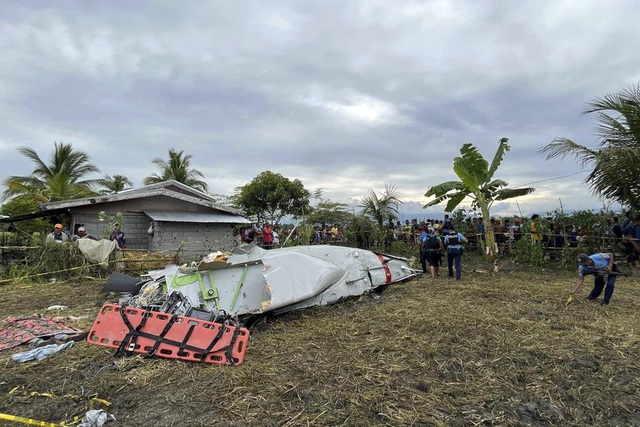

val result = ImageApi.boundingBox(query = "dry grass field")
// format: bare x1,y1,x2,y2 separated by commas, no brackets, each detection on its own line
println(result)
1,256,639,426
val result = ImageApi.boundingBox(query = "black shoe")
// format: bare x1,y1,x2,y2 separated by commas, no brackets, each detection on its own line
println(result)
601,301,609,306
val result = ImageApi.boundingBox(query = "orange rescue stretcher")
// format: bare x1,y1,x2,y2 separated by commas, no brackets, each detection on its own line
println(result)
87,304,249,365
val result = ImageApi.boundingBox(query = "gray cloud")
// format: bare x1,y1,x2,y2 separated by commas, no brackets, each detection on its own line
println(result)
1,0,638,220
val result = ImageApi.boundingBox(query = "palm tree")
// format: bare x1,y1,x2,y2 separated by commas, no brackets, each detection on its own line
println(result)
2,142,101,202
359,183,401,248
540,83,640,209
100,174,133,194
424,138,535,261
143,149,208,192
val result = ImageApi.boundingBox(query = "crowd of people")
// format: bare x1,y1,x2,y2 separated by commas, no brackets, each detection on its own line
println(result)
239,223,280,249
45,222,123,247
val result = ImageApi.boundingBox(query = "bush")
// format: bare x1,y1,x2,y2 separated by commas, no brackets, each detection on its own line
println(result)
512,236,546,268
387,240,417,258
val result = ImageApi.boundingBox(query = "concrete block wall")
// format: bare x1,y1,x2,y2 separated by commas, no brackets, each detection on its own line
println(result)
72,212,150,249
150,222,238,262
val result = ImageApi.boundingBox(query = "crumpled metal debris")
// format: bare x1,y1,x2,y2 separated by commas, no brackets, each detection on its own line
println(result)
11,340,75,362
76,409,116,427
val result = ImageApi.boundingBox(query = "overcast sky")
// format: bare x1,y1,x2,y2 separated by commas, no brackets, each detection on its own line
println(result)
1,1,638,220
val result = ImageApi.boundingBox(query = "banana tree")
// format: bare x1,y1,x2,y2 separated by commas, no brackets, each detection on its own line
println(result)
424,138,535,261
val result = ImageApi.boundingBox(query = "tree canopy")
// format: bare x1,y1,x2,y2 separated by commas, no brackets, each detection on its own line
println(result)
540,83,640,209
306,189,355,227
2,142,101,202
143,149,208,192
100,174,133,194
233,171,311,225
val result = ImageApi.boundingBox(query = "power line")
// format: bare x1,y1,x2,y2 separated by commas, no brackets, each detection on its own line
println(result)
519,170,589,187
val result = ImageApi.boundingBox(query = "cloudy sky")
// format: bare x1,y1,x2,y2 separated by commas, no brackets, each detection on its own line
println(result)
1,1,638,220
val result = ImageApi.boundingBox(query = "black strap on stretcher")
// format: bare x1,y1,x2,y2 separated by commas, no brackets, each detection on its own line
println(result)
116,307,152,356
115,308,241,364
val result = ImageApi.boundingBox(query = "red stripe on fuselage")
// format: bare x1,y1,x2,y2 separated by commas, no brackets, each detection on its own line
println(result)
376,254,392,284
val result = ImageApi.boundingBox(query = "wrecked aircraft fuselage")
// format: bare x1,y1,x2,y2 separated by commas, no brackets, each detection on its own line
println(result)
146,244,418,318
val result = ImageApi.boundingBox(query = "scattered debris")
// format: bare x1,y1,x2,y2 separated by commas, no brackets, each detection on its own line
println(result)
11,341,75,363
76,409,116,427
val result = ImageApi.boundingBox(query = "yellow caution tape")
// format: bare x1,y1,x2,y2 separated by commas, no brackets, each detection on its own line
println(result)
4,387,112,426
90,398,112,407
0,413,65,427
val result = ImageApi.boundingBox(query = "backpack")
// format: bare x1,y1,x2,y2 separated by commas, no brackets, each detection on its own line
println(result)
426,234,440,250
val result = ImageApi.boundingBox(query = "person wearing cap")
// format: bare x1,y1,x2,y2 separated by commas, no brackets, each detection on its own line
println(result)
73,226,98,241
46,223,69,243
568,252,617,305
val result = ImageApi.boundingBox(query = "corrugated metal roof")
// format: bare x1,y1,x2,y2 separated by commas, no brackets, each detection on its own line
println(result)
40,180,246,216
144,210,251,224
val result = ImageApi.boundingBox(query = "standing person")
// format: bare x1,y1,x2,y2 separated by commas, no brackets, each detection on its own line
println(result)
272,226,280,249
530,214,541,243
110,223,126,249
444,228,468,281
245,224,256,244
567,253,617,305
262,223,273,249
622,215,640,268
442,214,454,234
72,226,98,241
46,223,69,243
419,228,444,278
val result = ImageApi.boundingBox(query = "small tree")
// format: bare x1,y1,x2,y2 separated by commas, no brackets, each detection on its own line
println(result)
98,211,124,239
359,183,401,249
424,138,535,261
233,171,311,225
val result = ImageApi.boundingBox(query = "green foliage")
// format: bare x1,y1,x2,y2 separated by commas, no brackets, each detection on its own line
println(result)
1,240,96,283
307,191,355,227
143,149,208,192
0,196,49,235
344,216,376,249
98,211,124,239
540,84,640,210
425,138,535,260
2,142,102,202
450,208,471,232
359,183,401,249
232,171,311,225
387,240,417,258
512,236,546,268
559,242,580,271
99,174,133,194
540,83,640,210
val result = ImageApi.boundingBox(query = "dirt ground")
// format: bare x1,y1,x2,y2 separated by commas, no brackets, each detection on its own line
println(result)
1,256,639,426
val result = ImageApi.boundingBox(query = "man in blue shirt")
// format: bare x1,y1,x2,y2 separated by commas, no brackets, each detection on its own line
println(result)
622,215,640,268
568,252,616,305
444,228,468,280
